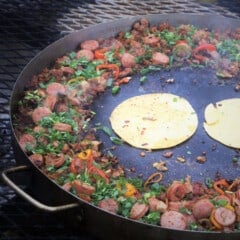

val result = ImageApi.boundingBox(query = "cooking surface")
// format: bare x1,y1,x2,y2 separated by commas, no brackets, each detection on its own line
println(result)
0,0,239,239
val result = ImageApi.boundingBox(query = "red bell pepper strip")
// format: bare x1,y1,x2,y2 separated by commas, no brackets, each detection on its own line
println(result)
96,64,120,79
85,150,109,183
213,179,229,195
88,165,109,183
193,43,216,62
94,48,108,60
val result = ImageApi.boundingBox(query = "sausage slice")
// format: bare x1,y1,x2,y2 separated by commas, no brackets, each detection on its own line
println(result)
121,53,136,68
160,210,187,230
192,198,214,220
213,207,236,227
152,52,169,65
19,134,36,152
98,198,119,213
32,106,52,123
129,202,149,220
81,40,99,51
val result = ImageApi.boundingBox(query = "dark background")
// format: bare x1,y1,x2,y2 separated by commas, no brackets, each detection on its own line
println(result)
0,1,239,239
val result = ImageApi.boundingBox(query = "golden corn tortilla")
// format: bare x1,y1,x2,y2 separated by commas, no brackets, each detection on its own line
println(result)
203,98,240,149
109,93,198,149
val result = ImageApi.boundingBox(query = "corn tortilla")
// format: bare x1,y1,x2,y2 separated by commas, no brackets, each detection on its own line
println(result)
109,93,198,149
203,98,240,149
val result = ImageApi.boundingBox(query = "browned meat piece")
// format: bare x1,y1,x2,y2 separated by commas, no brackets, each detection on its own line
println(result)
160,210,187,230
99,37,123,50
72,180,96,196
129,202,149,220
50,68,63,81
192,30,209,43
192,198,214,220
166,181,187,202
32,106,52,123
120,53,136,68
88,76,108,93
53,122,72,132
81,40,99,51
213,207,236,227
236,189,240,200
29,153,44,167
152,52,169,65
168,200,194,211
61,66,75,75
148,197,167,212
76,49,94,61
62,182,72,192
143,34,160,46
55,102,69,113
119,68,133,78
185,214,196,225
18,134,36,152
133,18,149,32
162,151,173,158
43,95,57,110
55,55,69,66
192,182,205,196
45,154,65,168
46,82,66,96
69,157,86,174
98,198,119,213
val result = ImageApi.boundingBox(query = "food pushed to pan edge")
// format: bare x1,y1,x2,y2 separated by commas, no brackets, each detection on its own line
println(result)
13,18,240,232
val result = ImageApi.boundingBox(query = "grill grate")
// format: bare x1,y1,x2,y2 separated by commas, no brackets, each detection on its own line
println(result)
0,0,239,239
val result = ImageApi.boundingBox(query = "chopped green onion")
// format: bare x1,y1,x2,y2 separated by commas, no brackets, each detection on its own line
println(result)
111,86,120,95
140,76,147,85
110,136,124,145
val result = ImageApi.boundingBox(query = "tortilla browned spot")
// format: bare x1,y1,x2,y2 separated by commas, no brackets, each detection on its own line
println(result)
109,93,198,150
203,98,240,149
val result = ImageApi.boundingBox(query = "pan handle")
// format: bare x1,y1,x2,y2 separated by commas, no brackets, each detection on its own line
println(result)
1,165,79,212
